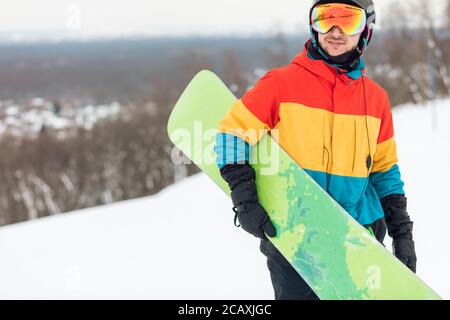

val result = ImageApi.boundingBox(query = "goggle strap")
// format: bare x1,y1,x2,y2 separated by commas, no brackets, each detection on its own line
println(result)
310,25,318,47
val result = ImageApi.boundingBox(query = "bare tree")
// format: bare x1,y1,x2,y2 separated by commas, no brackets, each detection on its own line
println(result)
222,50,250,97
413,0,450,97
0,104,183,226
264,33,290,69
175,48,213,91
447,0,450,28
373,0,450,105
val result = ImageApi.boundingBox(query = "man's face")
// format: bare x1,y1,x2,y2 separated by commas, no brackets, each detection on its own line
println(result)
318,26,361,57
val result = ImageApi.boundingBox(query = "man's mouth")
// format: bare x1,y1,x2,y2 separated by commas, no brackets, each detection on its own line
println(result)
327,39,345,48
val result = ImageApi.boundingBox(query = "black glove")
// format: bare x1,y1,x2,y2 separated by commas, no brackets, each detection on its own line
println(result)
393,236,417,273
220,164,276,239
381,194,417,273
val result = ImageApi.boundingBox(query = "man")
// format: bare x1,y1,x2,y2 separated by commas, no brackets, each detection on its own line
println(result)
214,0,417,300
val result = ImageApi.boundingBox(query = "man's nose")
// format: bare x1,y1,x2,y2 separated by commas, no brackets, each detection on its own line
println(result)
329,26,344,36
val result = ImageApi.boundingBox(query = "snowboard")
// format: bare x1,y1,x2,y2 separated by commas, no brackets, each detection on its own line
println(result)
167,70,441,300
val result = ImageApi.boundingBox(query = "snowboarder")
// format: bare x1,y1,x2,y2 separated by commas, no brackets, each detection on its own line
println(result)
214,0,417,300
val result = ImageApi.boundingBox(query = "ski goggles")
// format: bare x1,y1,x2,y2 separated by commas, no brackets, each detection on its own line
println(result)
311,3,367,36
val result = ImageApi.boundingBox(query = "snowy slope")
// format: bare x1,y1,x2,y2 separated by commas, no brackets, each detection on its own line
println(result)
392,99,450,299
0,175,272,300
0,99,449,299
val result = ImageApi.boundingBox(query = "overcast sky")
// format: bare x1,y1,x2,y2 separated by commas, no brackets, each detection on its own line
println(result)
0,0,444,38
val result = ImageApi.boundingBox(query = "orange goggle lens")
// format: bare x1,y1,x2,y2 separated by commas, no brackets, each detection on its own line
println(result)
311,3,366,36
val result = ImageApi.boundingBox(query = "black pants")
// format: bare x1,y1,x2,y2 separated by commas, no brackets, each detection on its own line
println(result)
259,217,387,300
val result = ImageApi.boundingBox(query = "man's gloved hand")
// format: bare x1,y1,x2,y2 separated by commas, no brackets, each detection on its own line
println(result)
220,164,276,239
381,194,417,273
393,235,417,273
232,181,277,239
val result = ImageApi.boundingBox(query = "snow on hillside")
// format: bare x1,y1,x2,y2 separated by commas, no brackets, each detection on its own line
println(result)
392,99,450,299
0,99,449,299
0,174,272,299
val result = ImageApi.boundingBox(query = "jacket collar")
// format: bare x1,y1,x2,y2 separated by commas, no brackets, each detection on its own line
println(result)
292,40,366,84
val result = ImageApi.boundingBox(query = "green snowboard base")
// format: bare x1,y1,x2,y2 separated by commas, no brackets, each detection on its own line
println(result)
167,70,441,300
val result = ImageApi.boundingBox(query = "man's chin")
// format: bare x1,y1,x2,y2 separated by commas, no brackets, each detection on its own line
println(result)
325,49,346,57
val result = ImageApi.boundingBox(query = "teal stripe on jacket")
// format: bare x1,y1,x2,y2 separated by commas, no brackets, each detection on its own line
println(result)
304,169,384,226
369,164,405,200
214,133,250,169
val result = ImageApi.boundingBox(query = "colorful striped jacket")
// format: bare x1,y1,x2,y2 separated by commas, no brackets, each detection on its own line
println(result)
214,42,405,226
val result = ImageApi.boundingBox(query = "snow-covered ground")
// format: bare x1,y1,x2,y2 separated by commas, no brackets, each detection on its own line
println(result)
0,99,449,299
0,174,272,300
392,99,450,299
